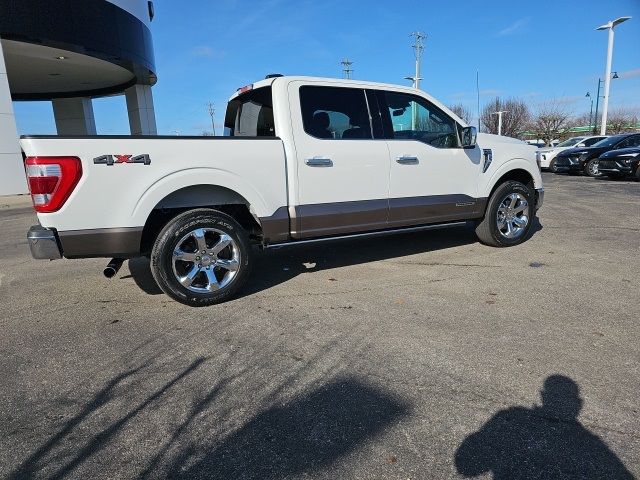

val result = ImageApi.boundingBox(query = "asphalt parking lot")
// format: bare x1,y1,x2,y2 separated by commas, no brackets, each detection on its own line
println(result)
1,172,638,479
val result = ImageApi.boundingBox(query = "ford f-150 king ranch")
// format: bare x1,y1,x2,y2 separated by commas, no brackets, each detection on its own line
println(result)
23,75,544,306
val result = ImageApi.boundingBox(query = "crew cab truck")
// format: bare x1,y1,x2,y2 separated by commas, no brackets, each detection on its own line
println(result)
23,76,543,306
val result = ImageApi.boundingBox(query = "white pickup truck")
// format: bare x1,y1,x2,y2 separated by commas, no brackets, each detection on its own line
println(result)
23,75,543,306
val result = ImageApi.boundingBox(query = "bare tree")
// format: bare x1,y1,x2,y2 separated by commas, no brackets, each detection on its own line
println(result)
607,108,636,134
529,102,572,146
480,98,530,138
449,104,473,124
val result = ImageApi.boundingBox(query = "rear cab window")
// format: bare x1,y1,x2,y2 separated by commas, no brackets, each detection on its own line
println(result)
224,86,275,137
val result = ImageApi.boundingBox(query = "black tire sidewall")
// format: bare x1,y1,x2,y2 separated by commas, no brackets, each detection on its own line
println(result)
485,181,535,247
151,209,251,306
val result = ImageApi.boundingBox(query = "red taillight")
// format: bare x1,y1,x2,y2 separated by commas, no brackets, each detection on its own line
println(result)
24,156,82,212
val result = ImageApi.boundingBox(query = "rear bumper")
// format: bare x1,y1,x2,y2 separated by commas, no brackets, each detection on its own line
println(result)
27,225,143,259
27,225,62,259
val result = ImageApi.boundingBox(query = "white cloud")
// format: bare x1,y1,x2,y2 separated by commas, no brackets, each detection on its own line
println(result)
496,18,530,37
618,68,640,79
191,46,226,59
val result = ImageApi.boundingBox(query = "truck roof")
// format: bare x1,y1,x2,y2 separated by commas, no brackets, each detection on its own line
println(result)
228,75,459,123
230,75,426,100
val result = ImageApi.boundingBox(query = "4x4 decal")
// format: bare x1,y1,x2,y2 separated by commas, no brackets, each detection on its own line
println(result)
94,154,151,166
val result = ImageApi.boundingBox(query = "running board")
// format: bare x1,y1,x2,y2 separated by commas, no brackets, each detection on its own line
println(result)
265,221,468,249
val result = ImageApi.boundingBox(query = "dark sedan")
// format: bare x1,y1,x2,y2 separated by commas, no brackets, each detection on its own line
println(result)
598,146,640,180
553,133,640,177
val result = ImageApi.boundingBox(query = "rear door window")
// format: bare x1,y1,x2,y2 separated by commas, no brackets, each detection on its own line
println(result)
299,86,372,139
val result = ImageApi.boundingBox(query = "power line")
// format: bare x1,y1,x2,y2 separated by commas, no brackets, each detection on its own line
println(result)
404,31,426,89
341,58,354,79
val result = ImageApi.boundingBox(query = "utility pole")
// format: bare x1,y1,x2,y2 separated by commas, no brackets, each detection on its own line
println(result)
207,101,216,136
404,31,426,89
341,58,354,79
492,110,508,136
596,16,631,135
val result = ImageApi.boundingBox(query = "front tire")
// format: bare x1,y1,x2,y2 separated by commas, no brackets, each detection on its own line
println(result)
549,158,558,173
475,181,535,247
584,158,601,177
151,209,252,306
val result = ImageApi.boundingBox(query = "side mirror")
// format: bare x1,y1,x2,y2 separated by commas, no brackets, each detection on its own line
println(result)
461,126,477,148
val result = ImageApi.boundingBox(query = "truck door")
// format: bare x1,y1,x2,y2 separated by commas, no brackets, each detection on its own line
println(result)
288,82,390,239
376,89,483,227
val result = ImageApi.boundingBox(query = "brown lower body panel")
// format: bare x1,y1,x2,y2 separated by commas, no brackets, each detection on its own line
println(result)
58,227,143,259
58,195,487,257
260,194,487,243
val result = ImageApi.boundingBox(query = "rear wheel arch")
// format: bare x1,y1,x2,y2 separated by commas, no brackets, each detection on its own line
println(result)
139,185,262,255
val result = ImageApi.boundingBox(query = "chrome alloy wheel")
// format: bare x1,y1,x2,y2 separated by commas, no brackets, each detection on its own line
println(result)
587,159,599,176
496,193,529,239
171,228,240,293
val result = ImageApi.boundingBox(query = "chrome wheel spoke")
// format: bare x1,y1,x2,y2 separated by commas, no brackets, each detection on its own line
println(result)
513,215,527,228
497,218,506,229
193,228,208,252
504,221,513,237
216,258,239,272
174,249,197,262
212,234,232,255
509,194,518,209
205,269,219,291
179,265,200,287
513,201,528,214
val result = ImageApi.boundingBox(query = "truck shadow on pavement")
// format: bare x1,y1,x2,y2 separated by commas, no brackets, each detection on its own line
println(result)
126,220,542,299
455,375,634,479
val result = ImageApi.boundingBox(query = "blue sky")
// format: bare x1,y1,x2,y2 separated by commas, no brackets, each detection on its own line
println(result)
13,0,640,135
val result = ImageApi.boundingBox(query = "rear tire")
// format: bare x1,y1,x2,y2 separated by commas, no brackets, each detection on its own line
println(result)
151,208,252,306
475,181,535,247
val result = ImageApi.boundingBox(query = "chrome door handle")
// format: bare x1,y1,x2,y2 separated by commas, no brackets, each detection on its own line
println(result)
396,155,419,165
306,157,333,167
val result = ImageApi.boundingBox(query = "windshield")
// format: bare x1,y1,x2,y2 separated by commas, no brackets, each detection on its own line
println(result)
591,135,626,148
557,137,584,147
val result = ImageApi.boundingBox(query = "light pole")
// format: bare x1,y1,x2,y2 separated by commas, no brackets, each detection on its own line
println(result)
596,16,631,135
492,110,508,136
585,92,593,130
592,72,618,134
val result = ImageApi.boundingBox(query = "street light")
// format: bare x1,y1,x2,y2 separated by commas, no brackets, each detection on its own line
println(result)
492,110,508,136
596,16,631,135
592,72,619,134
585,92,593,130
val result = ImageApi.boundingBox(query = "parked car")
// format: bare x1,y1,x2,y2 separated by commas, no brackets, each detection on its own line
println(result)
553,133,640,177
598,146,640,180
22,75,543,306
536,136,607,171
